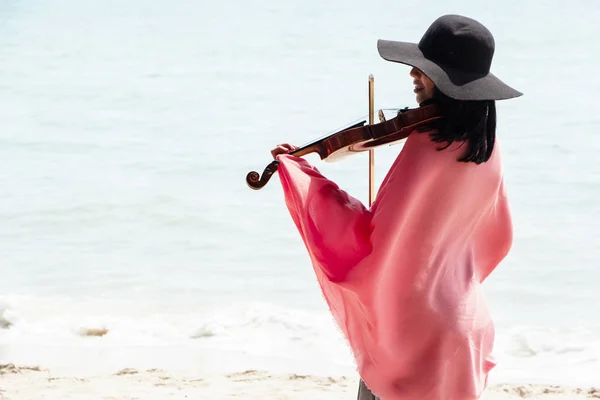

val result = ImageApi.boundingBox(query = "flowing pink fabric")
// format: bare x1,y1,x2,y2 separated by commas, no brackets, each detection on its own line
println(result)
276,129,512,400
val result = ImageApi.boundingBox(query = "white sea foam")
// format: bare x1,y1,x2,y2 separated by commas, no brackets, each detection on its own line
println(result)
1,294,599,385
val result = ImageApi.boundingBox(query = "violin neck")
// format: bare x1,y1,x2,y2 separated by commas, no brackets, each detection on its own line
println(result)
291,119,368,159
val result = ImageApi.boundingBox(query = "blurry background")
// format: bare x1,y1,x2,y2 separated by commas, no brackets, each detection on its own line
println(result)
0,0,598,387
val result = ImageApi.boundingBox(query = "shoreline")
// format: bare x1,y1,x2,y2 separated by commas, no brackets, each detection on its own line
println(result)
1,364,598,400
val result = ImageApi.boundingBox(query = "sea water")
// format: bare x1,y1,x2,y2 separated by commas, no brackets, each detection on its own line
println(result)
0,0,599,387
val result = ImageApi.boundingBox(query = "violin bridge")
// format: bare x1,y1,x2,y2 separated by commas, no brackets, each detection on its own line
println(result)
378,109,386,123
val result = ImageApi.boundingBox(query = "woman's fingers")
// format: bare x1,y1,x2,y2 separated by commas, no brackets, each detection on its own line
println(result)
271,143,298,159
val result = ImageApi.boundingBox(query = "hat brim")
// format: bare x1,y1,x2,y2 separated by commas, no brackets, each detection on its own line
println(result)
377,39,523,101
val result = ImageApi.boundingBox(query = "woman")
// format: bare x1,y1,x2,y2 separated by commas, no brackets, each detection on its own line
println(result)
271,15,522,400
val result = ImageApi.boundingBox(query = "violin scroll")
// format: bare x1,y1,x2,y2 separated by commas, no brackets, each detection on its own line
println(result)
246,161,280,190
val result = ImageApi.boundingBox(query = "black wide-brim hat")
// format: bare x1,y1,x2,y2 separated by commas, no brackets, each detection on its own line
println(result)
377,14,522,101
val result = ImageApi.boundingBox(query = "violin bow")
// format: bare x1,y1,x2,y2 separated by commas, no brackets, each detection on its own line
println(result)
368,75,375,207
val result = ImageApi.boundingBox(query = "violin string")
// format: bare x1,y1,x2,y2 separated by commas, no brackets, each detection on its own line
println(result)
297,108,403,147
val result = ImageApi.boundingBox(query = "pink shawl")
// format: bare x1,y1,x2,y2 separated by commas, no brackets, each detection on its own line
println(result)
276,129,512,400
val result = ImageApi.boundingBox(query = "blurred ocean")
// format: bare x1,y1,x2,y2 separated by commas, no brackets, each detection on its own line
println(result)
0,0,598,387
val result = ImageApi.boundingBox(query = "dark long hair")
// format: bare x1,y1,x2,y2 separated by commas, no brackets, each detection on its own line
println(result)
423,88,497,164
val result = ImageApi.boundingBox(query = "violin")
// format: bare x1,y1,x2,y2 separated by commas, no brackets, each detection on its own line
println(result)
245,103,442,190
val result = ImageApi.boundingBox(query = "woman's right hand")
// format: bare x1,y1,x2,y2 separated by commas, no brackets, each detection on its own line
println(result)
271,143,299,159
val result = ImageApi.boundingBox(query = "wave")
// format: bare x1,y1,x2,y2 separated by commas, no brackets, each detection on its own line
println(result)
0,294,598,385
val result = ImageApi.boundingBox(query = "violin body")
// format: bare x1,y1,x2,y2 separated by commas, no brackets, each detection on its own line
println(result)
246,103,441,190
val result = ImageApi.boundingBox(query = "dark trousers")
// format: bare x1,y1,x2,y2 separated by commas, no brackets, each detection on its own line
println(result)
357,379,380,400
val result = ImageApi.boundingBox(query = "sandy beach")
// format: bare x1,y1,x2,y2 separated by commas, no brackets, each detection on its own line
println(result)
1,364,598,400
